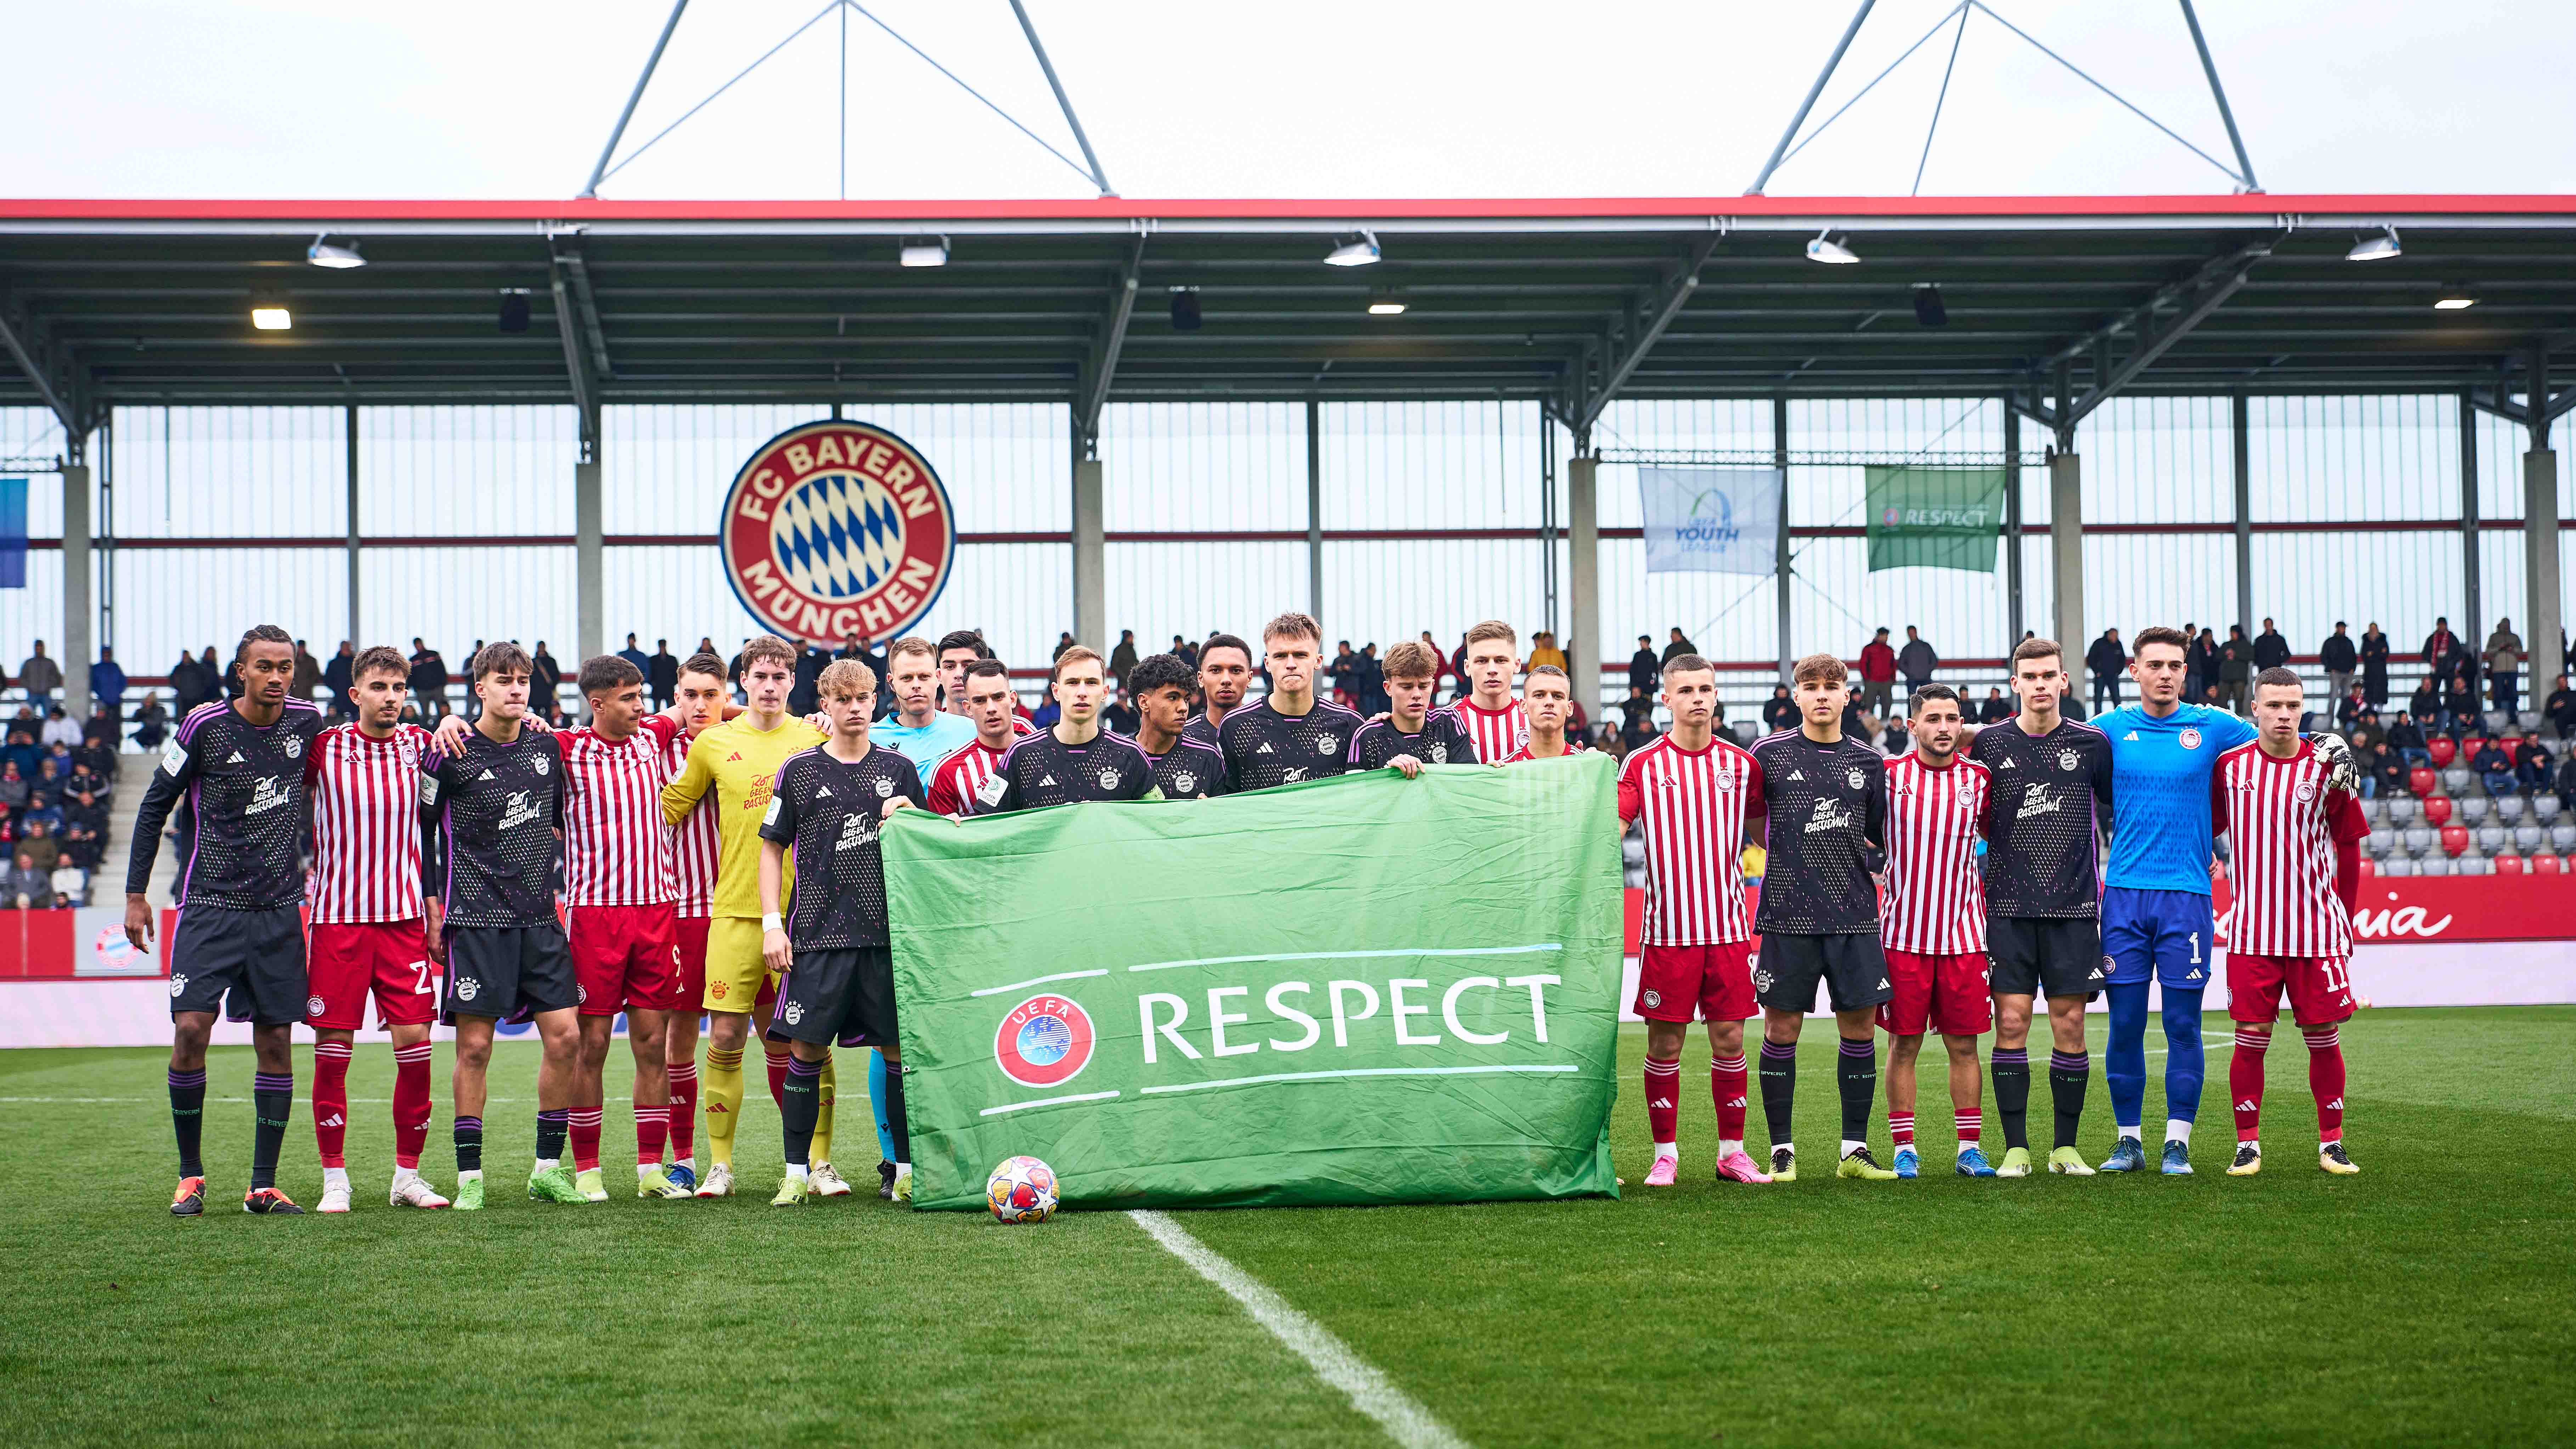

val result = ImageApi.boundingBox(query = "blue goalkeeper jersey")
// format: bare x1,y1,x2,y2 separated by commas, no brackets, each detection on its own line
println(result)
2096,702,2257,895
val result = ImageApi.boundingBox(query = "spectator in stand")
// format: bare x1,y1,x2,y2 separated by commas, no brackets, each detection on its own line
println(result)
2218,625,2255,714
17,812,59,871
16,641,60,710
2387,711,2431,768
1896,626,1938,691
2359,739,2399,799
2408,676,2440,731
649,639,678,709
2558,752,2576,815
1,724,35,782
407,639,448,719
790,640,830,717
2358,622,2391,706
48,862,81,909
4,850,47,909
2086,627,2126,712
61,787,104,869
617,632,650,676
322,640,356,720
2469,735,2514,797
1978,686,2013,724
168,647,211,719
1109,629,1141,684
1566,694,1594,748
0,759,26,815
2320,622,2357,706
1628,636,1660,696
2486,618,2525,717
1527,630,1567,676
530,641,562,720
2252,617,2291,674
2546,673,2575,741
1619,686,1658,748
1328,641,1360,706
88,646,127,726
1356,644,1388,717
2442,669,2481,737
1762,683,1798,732
2349,708,2385,756
1660,627,1697,667
40,706,78,748
2185,626,2218,703
1051,632,1076,661
290,639,322,706
2334,685,2367,735
1029,690,1061,729
2519,736,2555,794
2423,615,2465,677
1857,627,1897,719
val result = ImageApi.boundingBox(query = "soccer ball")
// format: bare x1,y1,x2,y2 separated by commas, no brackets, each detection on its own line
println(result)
986,1155,1060,1224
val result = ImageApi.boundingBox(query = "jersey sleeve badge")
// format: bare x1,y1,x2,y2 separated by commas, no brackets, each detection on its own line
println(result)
161,740,189,776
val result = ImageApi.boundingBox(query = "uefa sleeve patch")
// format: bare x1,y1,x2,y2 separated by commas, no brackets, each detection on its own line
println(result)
762,795,784,827
160,740,188,776
418,773,440,808
976,772,1009,808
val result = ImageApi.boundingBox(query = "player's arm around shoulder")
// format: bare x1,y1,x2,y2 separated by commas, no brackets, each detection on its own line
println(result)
662,724,719,823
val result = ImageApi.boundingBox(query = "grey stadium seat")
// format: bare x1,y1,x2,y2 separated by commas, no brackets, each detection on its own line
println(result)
2484,711,2509,733
2537,795,2564,822
2379,856,2415,877
2402,827,2436,857
2495,795,2527,823
2514,825,2546,853
2442,766,2474,796
2518,711,2544,733
1622,837,1646,868
2457,795,2491,824
2457,854,2492,876
2388,797,2419,826
2365,830,2394,857
2554,824,2576,852
2419,857,2454,876
2476,826,2510,854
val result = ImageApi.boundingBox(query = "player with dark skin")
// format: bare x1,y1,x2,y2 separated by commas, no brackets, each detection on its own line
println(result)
1882,689,1984,1153
1196,640,1254,736
129,637,298,1126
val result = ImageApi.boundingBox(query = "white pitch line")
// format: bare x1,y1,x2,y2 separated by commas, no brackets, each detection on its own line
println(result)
1129,1210,1470,1449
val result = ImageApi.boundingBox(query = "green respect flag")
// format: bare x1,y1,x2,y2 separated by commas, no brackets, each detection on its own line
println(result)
1864,465,2007,572
881,754,1626,1211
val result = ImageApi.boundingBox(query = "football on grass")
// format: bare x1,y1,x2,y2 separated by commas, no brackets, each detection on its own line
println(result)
986,1155,1060,1223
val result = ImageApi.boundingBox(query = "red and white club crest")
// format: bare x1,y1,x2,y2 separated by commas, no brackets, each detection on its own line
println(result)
2179,727,2203,750
720,420,957,646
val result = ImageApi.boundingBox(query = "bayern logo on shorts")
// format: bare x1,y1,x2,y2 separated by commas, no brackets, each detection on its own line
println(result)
720,419,958,646
994,993,1095,1089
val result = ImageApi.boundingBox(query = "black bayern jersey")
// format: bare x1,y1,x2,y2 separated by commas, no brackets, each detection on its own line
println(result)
1140,736,1232,799
128,699,328,909
1966,718,2114,918
419,728,565,929
1749,731,1887,935
1346,712,1477,770
758,745,926,949
1218,697,1363,791
972,729,1159,813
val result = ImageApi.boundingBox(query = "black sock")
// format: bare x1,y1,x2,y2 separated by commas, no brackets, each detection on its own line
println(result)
1992,1047,2031,1150
535,1108,567,1163
250,1071,293,1190
1757,1038,1797,1153
883,1059,912,1163
455,1115,483,1174
2049,1049,2091,1151
781,1056,822,1167
1836,1038,1876,1146
169,1068,207,1179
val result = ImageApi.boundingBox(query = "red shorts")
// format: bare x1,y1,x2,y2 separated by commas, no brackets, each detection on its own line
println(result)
1633,940,1756,1023
2227,953,2356,1027
305,920,438,1030
566,902,682,1015
674,915,710,1012
1877,949,1993,1037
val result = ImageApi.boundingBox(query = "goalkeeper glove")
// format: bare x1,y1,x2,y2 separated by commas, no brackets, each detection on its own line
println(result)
2306,730,2361,793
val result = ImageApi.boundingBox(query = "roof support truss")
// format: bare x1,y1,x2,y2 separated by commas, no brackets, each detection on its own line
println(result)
1572,232,1724,434
2012,236,2273,442
1074,235,1145,454
548,239,603,459
0,281,84,445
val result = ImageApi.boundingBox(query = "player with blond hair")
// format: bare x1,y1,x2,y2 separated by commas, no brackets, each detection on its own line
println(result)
1440,619,1528,762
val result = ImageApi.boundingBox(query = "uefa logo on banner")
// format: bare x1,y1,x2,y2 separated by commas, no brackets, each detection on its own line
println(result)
993,994,1095,1089
720,419,957,645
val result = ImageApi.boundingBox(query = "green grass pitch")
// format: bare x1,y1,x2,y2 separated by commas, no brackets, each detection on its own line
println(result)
3,1006,2567,1446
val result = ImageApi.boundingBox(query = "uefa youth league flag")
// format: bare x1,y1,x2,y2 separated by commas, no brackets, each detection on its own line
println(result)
881,756,1626,1211
1638,467,1780,574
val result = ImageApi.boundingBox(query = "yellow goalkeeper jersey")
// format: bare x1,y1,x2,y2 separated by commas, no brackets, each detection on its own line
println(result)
661,712,825,919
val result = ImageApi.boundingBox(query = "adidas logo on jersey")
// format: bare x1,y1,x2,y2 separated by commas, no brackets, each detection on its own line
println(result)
226,751,246,763
1039,774,1057,786
2124,731,2141,741
2186,968,2204,980
815,785,832,797
1998,756,2018,768
727,752,743,762
1256,742,1275,754
1876,977,1890,990
1787,770,1804,781
476,769,495,781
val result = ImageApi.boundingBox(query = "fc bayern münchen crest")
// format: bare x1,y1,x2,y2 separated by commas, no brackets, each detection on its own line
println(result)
720,419,957,646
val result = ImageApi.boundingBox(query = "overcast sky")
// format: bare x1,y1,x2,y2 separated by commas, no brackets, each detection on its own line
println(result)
7,0,2570,200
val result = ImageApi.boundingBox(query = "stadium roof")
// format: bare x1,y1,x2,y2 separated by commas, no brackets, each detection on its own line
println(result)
3,193,2572,441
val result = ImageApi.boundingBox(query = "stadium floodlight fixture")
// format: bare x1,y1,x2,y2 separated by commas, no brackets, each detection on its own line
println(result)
1912,283,1947,327
1366,290,1407,316
249,291,292,331
2433,294,2476,310
497,288,531,334
305,234,366,269
899,237,950,268
1805,231,1859,265
1323,231,1382,267
1169,287,1202,332
2346,227,2401,262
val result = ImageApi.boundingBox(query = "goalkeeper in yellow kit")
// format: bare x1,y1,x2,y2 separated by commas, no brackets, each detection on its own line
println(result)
660,634,835,1198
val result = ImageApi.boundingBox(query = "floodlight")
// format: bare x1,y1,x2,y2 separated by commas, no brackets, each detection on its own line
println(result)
2433,295,2476,310
899,237,949,268
306,234,366,269
2346,227,2401,262
1324,231,1381,267
250,305,292,331
1366,291,1406,316
1806,231,1859,265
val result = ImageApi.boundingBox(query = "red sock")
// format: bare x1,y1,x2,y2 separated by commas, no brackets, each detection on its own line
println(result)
570,1108,603,1173
312,1040,352,1169
1954,1106,1981,1146
1643,1057,1680,1147
764,1048,791,1111
2303,1025,2346,1144
1888,1112,1916,1150
391,1041,434,1170
666,1059,698,1160
2230,1029,2269,1142
635,1104,668,1165
1712,1053,1750,1142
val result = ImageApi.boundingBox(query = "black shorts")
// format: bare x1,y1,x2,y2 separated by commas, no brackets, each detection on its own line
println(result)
169,903,307,1025
441,923,577,1023
1754,932,1892,1014
771,946,898,1048
1986,916,2106,1001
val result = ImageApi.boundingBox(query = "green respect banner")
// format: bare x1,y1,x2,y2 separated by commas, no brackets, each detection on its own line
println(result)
881,753,1625,1211
1865,465,2006,572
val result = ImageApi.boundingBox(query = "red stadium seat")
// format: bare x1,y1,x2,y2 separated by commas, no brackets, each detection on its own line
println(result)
2496,854,2525,875
2357,857,2377,878
2428,737,2456,768
2500,738,2522,766
2537,854,2565,875
2422,795,2453,827
2439,825,2469,857
2408,766,2437,796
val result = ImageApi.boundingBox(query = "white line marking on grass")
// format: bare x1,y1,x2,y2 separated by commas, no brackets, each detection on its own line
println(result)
1139,1064,1578,1096
1129,1210,1470,1449
1128,943,1560,973
977,1089,1120,1116
968,968,1110,997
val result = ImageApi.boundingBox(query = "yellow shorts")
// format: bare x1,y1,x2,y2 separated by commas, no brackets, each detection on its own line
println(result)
702,917,775,1015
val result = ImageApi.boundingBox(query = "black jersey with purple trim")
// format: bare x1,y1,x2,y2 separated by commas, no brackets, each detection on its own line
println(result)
126,699,328,909
1346,712,1478,770
1749,730,1887,935
1218,697,1363,791
758,744,926,949
1181,714,1224,750
1140,736,1232,799
1965,717,2115,918
418,727,565,929
971,729,1160,814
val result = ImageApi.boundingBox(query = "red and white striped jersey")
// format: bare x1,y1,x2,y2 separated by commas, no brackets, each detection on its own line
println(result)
1441,697,1527,764
661,721,719,917
1616,732,1759,946
926,737,1006,816
1500,740,1587,763
1879,751,1991,955
2212,739,2369,957
304,721,433,924
557,714,681,907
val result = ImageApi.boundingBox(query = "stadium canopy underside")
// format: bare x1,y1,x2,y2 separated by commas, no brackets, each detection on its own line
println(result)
3,195,2574,446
